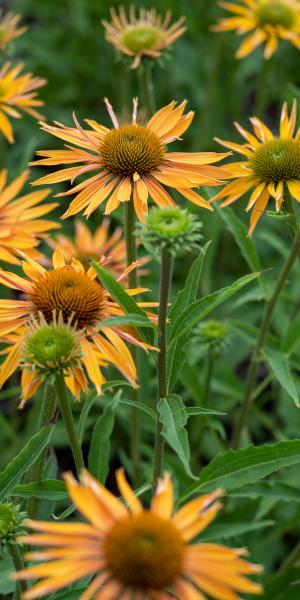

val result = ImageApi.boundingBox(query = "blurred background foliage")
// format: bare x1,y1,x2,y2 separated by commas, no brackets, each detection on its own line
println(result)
1,0,300,596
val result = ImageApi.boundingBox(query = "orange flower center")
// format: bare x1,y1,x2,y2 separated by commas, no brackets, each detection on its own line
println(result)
250,139,300,184
103,512,185,590
29,267,105,329
255,2,295,28
100,124,165,177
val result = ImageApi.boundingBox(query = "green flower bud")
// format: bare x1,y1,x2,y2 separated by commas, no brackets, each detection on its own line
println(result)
140,207,202,257
0,504,25,544
22,313,82,377
196,320,229,353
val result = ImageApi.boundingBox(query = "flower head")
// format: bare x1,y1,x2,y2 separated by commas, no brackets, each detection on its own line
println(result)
212,99,300,235
141,206,202,256
0,12,27,51
102,6,186,68
0,169,58,265
213,0,300,59
0,62,46,143
16,469,263,600
48,217,149,276
0,249,156,403
31,98,230,222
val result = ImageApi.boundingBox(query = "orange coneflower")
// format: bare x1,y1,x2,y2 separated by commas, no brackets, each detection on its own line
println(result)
212,0,300,59
0,61,46,143
0,11,27,51
102,6,186,69
0,248,156,402
0,169,58,265
16,469,263,600
31,98,230,222
212,99,300,236
48,217,149,276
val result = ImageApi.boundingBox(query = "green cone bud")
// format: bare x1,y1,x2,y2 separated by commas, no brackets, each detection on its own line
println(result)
0,504,25,544
140,207,202,257
22,314,82,376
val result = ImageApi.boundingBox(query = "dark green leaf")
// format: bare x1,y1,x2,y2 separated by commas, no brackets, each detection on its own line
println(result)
158,394,194,478
11,480,67,500
0,426,54,502
92,261,154,345
263,347,299,407
88,392,120,483
200,520,274,542
179,440,300,502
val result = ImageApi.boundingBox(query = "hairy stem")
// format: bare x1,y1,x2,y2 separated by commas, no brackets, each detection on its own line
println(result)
55,374,84,474
26,382,56,519
138,60,155,116
153,249,173,490
8,542,28,599
233,230,300,449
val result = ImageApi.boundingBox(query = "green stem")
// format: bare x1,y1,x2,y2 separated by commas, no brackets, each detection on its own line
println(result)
26,382,56,519
138,60,155,116
8,542,28,599
124,200,141,485
55,374,84,474
202,347,214,405
232,230,300,449
153,249,173,490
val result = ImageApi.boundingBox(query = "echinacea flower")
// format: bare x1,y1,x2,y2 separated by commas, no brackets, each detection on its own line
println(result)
0,249,156,402
48,217,149,276
0,61,46,143
0,12,27,51
211,99,300,236
16,469,263,600
31,98,230,222
102,6,186,69
212,0,300,59
0,169,58,265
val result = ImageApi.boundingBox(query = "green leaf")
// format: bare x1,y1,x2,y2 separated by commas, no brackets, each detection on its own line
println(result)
263,347,299,407
169,272,260,346
0,558,15,595
11,480,67,500
185,407,226,416
158,394,194,478
169,242,211,323
217,206,268,299
281,313,300,354
78,381,131,443
0,426,54,502
92,261,154,345
118,398,156,420
96,314,157,330
231,481,300,503
168,272,261,391
179,440,300,502
200,520,274,542
88,392,120,483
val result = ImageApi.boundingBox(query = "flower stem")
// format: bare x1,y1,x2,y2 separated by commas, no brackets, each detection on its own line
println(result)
26,382,56,519
124,200,141,485
153,249,173,491
8,542,28,599
55,373,84,474
202,346,214,405
138,60,155,116
232,229,300,449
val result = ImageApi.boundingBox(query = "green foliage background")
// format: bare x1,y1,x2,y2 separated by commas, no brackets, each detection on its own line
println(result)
1,0,300,598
